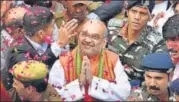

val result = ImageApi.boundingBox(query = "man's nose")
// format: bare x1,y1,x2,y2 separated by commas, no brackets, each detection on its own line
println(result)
84,36,91,43
134,13,141,20
76,7,82,13
150,78,157,86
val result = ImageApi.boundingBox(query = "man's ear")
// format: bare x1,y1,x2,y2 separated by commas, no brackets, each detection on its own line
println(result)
37,30,45,39
126,10,129,17
148,14,154,22
102,39,107,48
169,72,174,82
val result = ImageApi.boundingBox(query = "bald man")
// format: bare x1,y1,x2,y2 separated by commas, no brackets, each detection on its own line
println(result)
49,20,131,101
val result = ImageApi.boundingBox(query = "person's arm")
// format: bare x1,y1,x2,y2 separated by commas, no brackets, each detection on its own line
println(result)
88,1,124,22
88,58,131,101
48,60,85,101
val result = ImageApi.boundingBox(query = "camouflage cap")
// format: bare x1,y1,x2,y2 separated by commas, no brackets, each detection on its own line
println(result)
163,14,179,39
127,0,155,13
11,60,48,82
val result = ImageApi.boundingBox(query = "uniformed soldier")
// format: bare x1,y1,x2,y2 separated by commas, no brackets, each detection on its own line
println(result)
170,78,179,101
8,60,61,101
127,52,175,101
107,0,167,82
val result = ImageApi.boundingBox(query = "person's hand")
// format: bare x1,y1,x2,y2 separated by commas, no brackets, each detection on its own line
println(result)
57,19,78,47
79,56,87,88
153,12,165,28
84,56,93,85
120,23,128,40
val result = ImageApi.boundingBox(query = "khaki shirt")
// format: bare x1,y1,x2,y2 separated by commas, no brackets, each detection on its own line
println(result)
8,84,61,101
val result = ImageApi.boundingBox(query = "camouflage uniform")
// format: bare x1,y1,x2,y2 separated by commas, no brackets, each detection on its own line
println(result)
107,24,167,80
127,85,176,101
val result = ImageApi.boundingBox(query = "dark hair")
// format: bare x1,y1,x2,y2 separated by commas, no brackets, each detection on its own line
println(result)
163,14,179,39
24,0,52,8
21,75,49,93
23,6,54,37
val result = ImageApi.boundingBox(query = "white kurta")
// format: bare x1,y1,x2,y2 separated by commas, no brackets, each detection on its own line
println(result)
48,58,131,101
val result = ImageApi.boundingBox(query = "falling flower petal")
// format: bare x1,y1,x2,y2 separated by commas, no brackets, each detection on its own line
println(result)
71,95,76,100
1,47,5,51
6,27,12,34
44,35,53,44
9,68,14,74
33,54,39,60
105,0,111,4
17,74,22,79
42,55,48,61
23,66,29,70
44,77,48,83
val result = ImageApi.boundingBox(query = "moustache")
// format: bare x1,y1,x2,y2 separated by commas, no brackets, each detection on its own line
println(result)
82,41,94,47
72,12,86,18
149,86,160,91
168,49,178,53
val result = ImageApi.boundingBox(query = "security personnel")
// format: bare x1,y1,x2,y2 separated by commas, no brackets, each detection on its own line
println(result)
107,0,167,82
127,52,175,101
170,78,179,101
8,60,61,101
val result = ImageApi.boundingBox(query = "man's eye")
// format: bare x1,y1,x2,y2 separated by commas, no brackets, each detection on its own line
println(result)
81,33,88,37
131,10,137,13
92,36,99,40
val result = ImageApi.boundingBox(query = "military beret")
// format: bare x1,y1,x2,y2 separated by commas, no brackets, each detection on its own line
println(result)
163,14,179,39
170,78,179,95
127,0,155,13
142,52,174,73
11,60,48,82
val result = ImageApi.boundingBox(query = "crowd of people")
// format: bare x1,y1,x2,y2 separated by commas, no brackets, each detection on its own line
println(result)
0,0,179,101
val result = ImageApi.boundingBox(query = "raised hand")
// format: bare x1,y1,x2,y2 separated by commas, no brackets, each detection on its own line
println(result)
57,19,78,47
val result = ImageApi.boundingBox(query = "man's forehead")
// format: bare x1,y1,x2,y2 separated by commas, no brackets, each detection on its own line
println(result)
82,20,106,34
145,71,167,77
131,6,149,13
67,1,89,6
